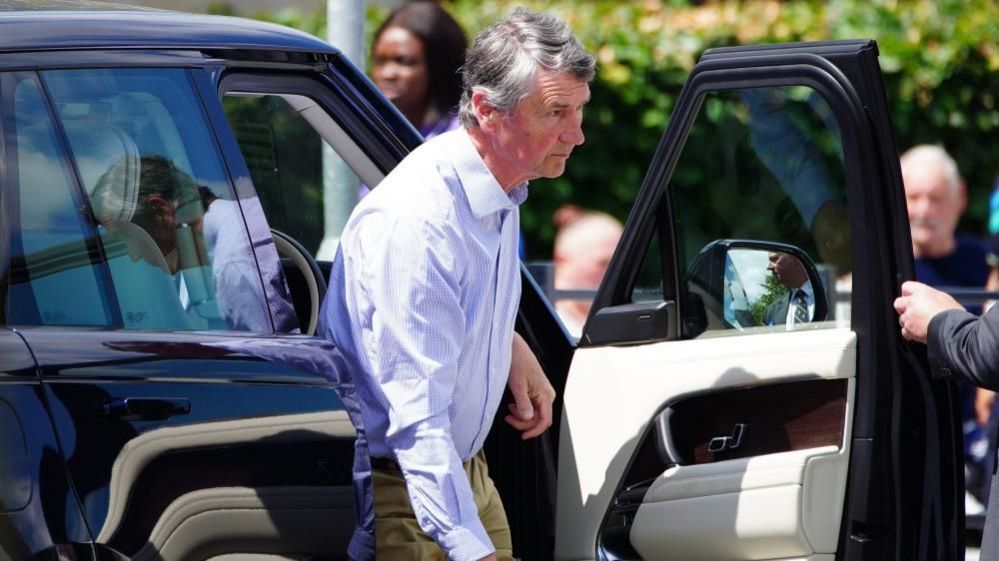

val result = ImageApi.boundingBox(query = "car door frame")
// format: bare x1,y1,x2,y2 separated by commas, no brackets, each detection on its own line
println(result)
576,39,961,561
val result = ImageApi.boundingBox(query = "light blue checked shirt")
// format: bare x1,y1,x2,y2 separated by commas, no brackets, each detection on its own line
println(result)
319,128,527,561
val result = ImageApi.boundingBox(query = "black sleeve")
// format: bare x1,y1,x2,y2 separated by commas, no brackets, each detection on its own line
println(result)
927,306,999,390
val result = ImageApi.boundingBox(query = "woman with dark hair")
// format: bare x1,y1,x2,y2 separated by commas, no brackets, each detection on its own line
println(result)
371,1,466,138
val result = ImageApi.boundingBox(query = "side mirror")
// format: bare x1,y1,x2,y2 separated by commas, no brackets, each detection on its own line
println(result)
682,239,828,337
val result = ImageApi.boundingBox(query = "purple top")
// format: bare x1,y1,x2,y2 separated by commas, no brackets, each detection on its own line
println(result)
419,112,460,138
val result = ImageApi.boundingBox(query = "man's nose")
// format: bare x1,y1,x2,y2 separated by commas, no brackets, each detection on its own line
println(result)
561,118,585,146
908,196,932,218
562,125,586,146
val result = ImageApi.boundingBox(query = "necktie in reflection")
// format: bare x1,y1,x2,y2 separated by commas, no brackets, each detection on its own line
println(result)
793,289,809,324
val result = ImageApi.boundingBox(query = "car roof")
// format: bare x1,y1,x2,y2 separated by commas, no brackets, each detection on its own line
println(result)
0,1,339,56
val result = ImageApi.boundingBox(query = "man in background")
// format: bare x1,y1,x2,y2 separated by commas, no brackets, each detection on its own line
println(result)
902,144,988,289
552,208,622,339
763,251,813,328
901,143,992,509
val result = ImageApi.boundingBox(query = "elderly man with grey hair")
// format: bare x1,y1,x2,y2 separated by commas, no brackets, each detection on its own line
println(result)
901,144,986,277
319,7,594,561
896,143,992,514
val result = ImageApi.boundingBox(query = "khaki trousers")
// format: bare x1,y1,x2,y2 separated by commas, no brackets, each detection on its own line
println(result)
372,451,514,561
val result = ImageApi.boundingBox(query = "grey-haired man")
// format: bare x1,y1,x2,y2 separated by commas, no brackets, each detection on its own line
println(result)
319,8,595,561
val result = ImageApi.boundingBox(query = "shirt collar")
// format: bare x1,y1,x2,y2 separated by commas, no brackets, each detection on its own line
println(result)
447,128,529,218
795,283,814,302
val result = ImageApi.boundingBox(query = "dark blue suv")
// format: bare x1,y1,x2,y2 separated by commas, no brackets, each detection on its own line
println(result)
0,3,966,561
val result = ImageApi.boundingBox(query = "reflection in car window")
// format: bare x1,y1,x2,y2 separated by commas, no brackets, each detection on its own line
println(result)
5,74,111,326
6,68,296,332
634,86,852,337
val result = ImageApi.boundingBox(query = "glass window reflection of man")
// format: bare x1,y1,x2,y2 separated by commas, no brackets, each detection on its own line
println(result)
764,251,814,328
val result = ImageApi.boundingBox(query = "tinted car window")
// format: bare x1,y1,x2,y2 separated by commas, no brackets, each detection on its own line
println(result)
5,72,111,326
6,68,286,331
632,86,852,336
223,93,355,257
220,75,384,261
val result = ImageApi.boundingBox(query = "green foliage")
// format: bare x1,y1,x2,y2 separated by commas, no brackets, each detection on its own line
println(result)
220,0,999,259
207,2,326,37
751,272,789,325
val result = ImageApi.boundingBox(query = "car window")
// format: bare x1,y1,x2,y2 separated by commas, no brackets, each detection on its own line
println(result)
5,68,288,332
223,93,333,258
222,83,382,259
632,86,852,337
4,73,111,326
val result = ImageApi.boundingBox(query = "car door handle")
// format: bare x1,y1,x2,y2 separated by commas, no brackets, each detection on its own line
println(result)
708,423,747,453
101,397,191,420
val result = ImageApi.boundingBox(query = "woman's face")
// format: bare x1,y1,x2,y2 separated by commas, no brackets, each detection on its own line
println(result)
372,26,429,124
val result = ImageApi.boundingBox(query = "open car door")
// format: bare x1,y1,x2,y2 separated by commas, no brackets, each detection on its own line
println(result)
555,40,961,561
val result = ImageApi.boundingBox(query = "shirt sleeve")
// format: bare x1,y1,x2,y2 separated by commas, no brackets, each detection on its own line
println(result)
927,306,999,389
344,212,494,561
212,258,272,331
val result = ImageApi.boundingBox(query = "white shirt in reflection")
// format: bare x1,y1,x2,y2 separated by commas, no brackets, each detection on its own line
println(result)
784,281,815,328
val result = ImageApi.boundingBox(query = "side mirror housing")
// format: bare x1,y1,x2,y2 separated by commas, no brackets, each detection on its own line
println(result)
682,239,829,337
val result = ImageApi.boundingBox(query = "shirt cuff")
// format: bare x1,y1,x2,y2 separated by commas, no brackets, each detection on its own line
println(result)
438,525,494,561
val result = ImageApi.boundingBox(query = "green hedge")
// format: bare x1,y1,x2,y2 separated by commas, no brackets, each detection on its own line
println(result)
217,0,999,259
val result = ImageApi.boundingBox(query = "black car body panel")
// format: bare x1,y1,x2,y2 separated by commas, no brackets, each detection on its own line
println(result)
0,7,412,561
0,328,93,561
0,11,338,55
19,330,358,561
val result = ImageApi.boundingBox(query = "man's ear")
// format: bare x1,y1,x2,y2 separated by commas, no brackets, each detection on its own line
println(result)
471,89,498,130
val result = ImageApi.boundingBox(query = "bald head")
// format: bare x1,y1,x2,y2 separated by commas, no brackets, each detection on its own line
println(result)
900,144,966,258
554,212,623,290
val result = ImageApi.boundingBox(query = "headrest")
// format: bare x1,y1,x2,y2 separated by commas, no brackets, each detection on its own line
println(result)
62,120,141,223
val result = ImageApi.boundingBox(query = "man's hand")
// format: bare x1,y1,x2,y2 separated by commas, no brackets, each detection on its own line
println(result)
893,281,963,343
505,332,556,439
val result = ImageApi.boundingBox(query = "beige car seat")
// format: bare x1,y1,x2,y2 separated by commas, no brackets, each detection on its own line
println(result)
63,119,193,328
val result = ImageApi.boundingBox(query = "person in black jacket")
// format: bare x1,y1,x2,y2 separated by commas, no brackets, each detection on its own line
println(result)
895,279,999,555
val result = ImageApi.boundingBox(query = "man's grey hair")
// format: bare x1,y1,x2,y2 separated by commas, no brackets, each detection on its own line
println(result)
900,144,962,193
459,7,595,128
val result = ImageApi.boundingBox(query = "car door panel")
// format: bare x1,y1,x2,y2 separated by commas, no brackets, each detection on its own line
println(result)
21,329,357,561
94,409,354,547
558,39,959,561
557,329,855,560
108,411,355,561
663,378,847,465
630,444,847,561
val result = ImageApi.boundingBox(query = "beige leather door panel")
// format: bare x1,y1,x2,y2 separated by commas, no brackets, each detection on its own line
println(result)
555,328,855,561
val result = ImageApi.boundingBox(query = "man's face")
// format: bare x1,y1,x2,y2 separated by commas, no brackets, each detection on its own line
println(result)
768,251,807,289
487,70,589,184
556,221,621,290
903,160,965,255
